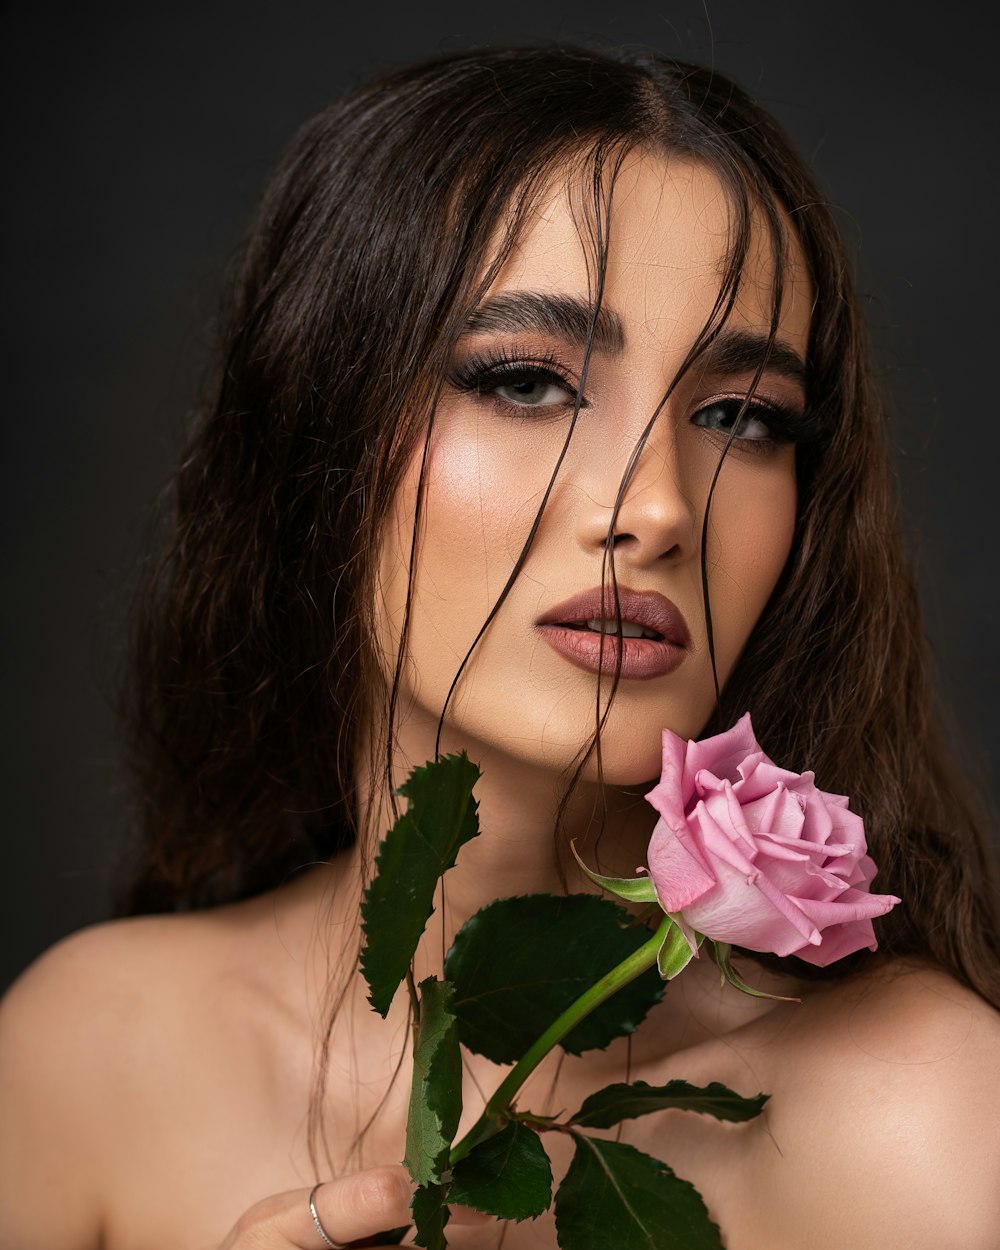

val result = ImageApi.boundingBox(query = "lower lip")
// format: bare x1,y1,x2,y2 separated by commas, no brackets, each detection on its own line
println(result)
537,625,687,680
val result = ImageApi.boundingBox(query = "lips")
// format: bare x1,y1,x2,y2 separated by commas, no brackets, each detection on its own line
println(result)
536,586,690,680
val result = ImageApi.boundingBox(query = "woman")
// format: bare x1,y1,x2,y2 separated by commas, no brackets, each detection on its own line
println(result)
1,43,998,1250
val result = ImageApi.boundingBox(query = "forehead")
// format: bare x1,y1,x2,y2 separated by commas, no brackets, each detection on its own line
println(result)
483,150,812,358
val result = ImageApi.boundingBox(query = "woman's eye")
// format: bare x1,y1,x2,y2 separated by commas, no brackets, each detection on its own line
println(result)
692,398,778,442
448,350,586,414
492,371,576,408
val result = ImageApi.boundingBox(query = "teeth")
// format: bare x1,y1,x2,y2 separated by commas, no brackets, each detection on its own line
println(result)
585,617,648,639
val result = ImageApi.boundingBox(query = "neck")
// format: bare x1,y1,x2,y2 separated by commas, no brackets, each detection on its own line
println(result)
358,706,660,940
328,706,803,1067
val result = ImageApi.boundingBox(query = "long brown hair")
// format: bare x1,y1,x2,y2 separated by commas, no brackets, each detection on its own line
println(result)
119,44,1000,1027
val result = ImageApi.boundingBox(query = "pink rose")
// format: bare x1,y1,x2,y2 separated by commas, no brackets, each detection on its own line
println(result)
644,714,899,966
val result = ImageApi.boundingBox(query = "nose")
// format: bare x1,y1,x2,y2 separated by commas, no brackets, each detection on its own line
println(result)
575,413,698,567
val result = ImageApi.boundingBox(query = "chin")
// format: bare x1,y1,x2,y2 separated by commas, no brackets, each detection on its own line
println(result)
570,747,663,790
406,667,719,788
523,719,668,790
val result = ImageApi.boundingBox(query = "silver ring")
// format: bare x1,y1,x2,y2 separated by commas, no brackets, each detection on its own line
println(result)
308,1183,347,1249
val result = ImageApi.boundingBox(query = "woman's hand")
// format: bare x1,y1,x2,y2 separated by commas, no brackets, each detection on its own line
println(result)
217,1166,490,1249
217,1167,412,1249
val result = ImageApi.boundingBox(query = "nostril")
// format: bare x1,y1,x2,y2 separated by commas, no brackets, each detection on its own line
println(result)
606,529,637,549
607,529,683,562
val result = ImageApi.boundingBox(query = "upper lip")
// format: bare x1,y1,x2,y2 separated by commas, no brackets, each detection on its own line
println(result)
537,586,691,647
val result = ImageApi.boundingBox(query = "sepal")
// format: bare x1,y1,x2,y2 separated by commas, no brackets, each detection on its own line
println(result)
709,941,801,1002
570,840,659,904
657,920,701,979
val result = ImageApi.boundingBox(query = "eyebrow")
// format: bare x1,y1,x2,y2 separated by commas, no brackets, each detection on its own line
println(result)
463,292,625,353
696,329,807,390
462,291,806,388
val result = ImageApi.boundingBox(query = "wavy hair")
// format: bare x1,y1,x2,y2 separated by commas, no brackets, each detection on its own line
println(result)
119,44,999,1033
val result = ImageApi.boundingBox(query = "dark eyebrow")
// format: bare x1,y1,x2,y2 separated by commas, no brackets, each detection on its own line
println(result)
696,329,807,390
463,294,806,389
463,291,625,354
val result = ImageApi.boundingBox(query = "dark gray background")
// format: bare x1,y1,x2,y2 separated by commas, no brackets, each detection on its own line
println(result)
2,2,997,993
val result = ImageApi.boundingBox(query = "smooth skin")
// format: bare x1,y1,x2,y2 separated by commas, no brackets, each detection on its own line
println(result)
2,154,999,1250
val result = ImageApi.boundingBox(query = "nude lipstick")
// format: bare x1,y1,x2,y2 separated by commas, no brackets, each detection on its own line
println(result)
536,587,690,680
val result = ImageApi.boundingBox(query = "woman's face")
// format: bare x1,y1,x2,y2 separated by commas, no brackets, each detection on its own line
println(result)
378,151,811,784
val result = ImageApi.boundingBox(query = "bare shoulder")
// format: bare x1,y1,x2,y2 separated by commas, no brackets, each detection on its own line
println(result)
745,961,1000,1250
0,908,246,1070
0,917,197,1247
0,902,301,1250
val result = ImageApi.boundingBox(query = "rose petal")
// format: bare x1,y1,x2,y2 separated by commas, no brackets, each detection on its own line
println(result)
685,713,759,789
739,785,806,841
731,757,808,803
682,802,824,950
791,889,900,931
646,816,717,912
645,730,692,828
792,922,877,966
757,855,847,900
692,782,759,860
681,857,821,955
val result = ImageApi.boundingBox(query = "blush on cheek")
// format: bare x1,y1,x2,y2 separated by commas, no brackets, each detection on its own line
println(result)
387,427,523,683
424,421,550,568
376,420,513,667
422,435,495,561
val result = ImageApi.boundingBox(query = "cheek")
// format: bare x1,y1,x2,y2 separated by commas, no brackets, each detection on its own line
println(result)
419,419,556,584
426,429,511,566
376,420,549,682
709,460,796,670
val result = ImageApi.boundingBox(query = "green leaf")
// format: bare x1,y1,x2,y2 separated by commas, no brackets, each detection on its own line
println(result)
361,753,480,1016
405,978,463,1186
569,1079,768,1129
444,894,663,1063
449,1121,553,1221
554,1136,723,1250
411,1182,450,1250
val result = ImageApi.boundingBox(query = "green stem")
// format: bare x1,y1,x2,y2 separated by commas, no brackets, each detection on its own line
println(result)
449,914,671,1166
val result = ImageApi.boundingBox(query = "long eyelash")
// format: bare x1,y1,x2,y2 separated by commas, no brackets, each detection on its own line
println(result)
448,344,579,398
749,400,811,444
716,398,820,451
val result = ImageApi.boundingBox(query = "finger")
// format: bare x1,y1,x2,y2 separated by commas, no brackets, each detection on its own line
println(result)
220,1166,414,1249
303,1168,414,1248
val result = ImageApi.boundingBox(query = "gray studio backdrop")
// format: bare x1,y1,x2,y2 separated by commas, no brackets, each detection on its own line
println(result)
2,1,997,992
